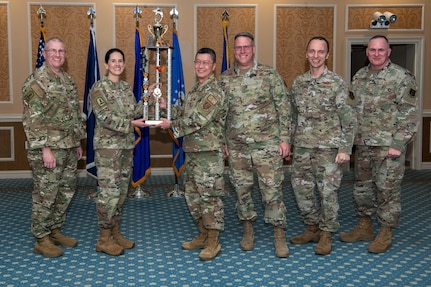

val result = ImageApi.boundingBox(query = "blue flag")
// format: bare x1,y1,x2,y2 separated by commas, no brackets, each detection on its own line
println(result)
35,26,46,69
170,30,186,177
83,26,100,178
221,19,230,72
131,26,151,187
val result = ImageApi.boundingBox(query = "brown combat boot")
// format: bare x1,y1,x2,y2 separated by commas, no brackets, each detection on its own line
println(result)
339,217,374,242
50,228,78,248
95,228,124,256
367,226,392,253
240,220,254,251
112,222,135,249
34,235,63,258
315,231,332,255
290,224,321,244
199,229,221,261
182,219,208,250
274,226,289,258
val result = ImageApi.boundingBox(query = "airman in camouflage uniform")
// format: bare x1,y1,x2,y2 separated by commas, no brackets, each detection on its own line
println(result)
90,48,147,256
219,32,291,258
289,37,357,255
339,35,419,254
22,37,85,258
158,48,227,261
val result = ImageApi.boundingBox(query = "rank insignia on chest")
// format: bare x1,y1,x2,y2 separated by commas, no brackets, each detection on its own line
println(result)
349,91,355,100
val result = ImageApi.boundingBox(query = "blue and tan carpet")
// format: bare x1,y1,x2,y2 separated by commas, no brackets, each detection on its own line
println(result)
0,169,430,287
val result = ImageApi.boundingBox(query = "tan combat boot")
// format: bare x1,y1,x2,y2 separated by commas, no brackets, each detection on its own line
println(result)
290,224,321,244
199,229,221,261
315,231,332,255
240,220,254,251
95,228,124,256
182,219,208,250
339,217,374,242
50,228,78,248
274,226,289,258
112,222,135,249
34,235,63,258
367,226,392,253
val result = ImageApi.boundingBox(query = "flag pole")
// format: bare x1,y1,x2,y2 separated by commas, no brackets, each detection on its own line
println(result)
83,6,101,199
131,5,150,199
166,7,184,198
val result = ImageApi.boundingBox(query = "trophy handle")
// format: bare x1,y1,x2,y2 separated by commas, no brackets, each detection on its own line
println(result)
161,25,169,39
148,24,155,37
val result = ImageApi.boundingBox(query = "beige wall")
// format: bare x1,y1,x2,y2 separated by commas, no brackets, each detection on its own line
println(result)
1,0,430,172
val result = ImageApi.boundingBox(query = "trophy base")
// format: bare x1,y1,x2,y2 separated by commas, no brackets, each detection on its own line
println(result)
145,120,162,125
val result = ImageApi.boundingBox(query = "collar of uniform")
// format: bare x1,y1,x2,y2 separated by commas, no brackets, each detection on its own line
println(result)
40,62,65,78
233,59,258,77
305,66,329,82
191,73,216,92
103,76,124,90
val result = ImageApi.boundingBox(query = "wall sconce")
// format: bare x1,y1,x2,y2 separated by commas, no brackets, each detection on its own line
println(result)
370,11,397,29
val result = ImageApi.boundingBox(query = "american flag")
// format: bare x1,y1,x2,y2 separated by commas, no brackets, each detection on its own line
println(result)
35,26,46,69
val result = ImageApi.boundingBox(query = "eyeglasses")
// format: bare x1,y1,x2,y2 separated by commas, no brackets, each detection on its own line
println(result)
194,60,213,66
367,48,388,55
234,45,253,52
45,49,66,55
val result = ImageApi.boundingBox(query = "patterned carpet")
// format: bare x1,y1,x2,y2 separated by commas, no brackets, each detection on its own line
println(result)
0,169,430,287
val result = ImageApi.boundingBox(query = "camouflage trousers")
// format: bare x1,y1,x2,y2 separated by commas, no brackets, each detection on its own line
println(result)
291,147,342,232
353,145,405,227
27,147,79,238
184,151,225,231
227,144,287,228
95,149,133,229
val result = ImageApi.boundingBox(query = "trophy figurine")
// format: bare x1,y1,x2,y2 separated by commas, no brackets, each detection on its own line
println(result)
148,8,168,46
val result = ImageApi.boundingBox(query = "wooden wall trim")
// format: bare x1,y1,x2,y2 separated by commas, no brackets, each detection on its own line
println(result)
346,4,424,31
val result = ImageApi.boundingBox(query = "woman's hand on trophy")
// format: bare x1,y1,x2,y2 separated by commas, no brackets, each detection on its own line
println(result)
158,118,172,130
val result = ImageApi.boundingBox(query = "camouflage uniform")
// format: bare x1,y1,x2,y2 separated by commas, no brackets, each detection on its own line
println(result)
170,74,227,231
220,61,291,228
22,62,85,238
290,67,356,232
351,60,418,227
90,76,142,229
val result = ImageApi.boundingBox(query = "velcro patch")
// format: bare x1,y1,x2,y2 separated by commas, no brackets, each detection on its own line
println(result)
203,101,212,110
207,95,218,105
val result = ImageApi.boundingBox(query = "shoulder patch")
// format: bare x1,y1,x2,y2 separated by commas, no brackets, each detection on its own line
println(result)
409,88,416,98
96,96,107,108
23,90,35,102
31,82,45,97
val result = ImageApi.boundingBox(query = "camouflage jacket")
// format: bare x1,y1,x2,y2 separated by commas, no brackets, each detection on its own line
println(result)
90,76,142,150
220,61,291,146
290,67,357,154
171,74,227,153
22,63,85,150
351,60,418,152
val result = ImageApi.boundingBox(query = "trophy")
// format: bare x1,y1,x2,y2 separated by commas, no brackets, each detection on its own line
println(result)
148,8,168,47
142,7,172,125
